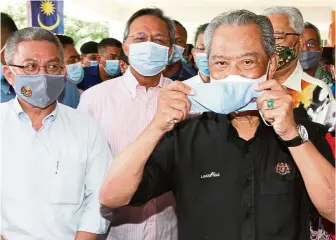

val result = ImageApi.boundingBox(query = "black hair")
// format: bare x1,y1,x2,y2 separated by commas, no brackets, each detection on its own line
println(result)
194,23,208,45
173,20,187,39
119,49,129,64
123,8,175,45
98,38,122,54
1,12,18,33
55,35,74,46
304,22,321,45
80,41,98,54
184,44,193,55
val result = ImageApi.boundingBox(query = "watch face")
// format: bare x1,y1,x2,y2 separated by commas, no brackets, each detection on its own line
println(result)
298,125,309,142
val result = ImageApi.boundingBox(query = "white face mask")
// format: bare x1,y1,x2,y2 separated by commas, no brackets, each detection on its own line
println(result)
185,62,270,114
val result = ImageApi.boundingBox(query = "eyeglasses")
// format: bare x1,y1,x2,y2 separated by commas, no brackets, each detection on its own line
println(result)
303,39,319,49
274,32,301,44
9,62,64,75
127,32,169,46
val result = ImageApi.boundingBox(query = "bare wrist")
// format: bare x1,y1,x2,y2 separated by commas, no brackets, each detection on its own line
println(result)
147,122,167,138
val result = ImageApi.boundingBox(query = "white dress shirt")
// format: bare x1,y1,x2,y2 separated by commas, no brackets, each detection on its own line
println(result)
78,69,177,240
0,98,112,240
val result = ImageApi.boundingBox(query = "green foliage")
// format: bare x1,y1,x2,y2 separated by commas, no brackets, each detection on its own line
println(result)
2,2,108,45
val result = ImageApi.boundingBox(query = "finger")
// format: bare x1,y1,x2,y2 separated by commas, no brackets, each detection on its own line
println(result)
260,100,292,120
254,79,286,92
163,107,185,122
166,81,195,95
257,98,282,111
161,89,190,101
257,90,291,104
168,99,189,119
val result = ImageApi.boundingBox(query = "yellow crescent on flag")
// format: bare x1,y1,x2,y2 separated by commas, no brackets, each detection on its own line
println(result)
37,12,60,31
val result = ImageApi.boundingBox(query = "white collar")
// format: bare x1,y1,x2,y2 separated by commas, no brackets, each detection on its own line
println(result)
123,68,165,98
282,62,304,93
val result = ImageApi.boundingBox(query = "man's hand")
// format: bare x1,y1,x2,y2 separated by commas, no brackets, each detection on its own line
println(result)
255,79,298,141
74,231,97,240
150,81,194,133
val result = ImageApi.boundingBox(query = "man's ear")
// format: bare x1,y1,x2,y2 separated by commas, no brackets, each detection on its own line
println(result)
3,65,15,86
168,45,174,59
97,55,104,65
268,54,279,79
122,41,129,57
191,48,197,61
119,60,128,73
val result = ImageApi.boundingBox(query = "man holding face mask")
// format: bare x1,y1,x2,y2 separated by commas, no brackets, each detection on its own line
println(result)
263,7,334,130
78,8,177,240
99,10,334,240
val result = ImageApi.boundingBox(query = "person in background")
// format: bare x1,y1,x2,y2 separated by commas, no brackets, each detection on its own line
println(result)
163,20,197,81
264,7,335,240
55,35,80,108
99,10,335,240
185,23,210,84
300,22,335,89
1,27,111,240
78,38,122,91
263,7,334,130
183,43,195,68
97,38,122,81
1,12,18,102
78,7,177,240
119,49,129,74
80,41,99,67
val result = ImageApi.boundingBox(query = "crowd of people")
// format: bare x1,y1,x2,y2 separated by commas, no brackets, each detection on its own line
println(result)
0,5,335,240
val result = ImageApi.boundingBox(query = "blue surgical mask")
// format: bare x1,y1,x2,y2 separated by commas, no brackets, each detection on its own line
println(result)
90,61,99,67
185,74,267,114
128,42,169,76
66,62,84,84
195,53,210,76
12,73,65,108
168,44,185,65
103,59,120,77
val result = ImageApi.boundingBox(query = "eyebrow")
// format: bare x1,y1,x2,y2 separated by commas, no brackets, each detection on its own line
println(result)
23,57,61,63
211,52,259,60
306,38,318,42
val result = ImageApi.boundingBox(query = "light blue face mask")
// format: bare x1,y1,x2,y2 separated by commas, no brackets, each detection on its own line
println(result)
90,61,99,67
128,42,169,76
168,44,185,65
66,62,84,84
195,53,210,76
12,73,65,108
103,59,120,77
185,74,267,114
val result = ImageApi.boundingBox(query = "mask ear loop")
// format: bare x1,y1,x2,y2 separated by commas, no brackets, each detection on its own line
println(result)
259,60,273,127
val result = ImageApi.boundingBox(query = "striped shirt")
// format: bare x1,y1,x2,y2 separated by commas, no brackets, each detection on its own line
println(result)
78,69,177,240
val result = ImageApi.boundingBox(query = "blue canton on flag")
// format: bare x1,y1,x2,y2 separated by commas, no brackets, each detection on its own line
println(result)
29,0,64,34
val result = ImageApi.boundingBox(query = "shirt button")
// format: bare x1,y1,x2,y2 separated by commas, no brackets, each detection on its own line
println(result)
245,178,252,186
245,207,253,219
